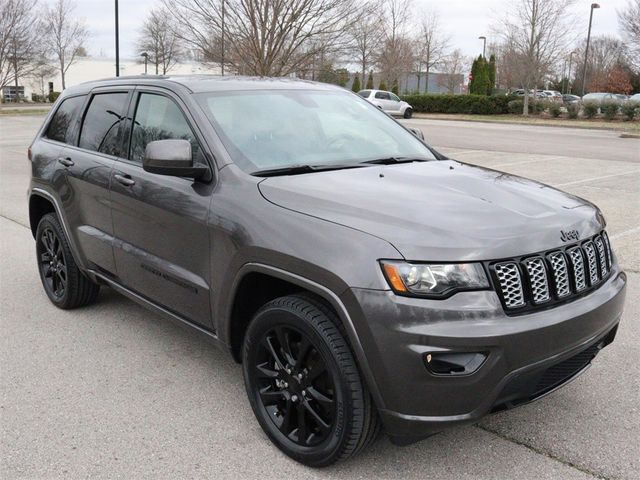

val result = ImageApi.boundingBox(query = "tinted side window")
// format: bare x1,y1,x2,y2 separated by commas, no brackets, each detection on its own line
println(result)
78,92,129,156
390,93,401,102
45,96,85,144
358,90,371,98
130,93,200,163
375,92,390,100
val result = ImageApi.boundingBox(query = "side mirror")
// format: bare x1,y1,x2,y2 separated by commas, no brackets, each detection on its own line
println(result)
408,127,425,141
143,139,208,179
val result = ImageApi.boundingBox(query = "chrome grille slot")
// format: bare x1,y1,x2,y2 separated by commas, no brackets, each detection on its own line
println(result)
594,236,608,276
523,257,550,304
568,247,587,292
491,230,612,313
494,263,525,308
548,252,570,298
602,231,612,268
583,241,599,285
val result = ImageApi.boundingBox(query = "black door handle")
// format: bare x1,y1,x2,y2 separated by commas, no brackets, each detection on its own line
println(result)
57,157,74,167
114,173,135,187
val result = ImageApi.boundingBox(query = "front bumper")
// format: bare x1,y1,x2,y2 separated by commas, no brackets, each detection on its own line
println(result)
340,266,627,443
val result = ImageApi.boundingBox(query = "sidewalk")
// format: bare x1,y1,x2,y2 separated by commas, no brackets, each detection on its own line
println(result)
413,112,640,134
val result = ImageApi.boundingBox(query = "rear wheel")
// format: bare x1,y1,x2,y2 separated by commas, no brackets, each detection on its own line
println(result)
403,108,413,119
36,213,99,309
242,294,379,467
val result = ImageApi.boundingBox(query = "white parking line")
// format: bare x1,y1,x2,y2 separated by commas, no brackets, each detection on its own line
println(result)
553,170,640,187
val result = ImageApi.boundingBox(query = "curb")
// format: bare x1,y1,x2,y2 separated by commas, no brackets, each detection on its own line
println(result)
409,114,640,134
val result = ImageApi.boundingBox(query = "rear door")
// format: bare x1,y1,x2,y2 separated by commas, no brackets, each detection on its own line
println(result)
109,87,214,328
49,89,131,274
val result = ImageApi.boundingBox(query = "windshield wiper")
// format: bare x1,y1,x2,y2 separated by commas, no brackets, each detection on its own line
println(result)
251,163,368,177
360,156,431,165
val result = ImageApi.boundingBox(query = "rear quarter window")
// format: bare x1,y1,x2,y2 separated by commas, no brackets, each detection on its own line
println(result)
45,96,86,144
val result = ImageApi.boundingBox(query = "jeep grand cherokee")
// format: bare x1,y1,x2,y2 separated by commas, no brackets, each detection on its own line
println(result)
28,76,627,467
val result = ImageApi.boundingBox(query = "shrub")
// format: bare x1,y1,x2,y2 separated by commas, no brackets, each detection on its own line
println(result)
600,101,619,120
582,101,599,119
548,102,562,118
48,91,60,103
400,94,514,115
508,99,523,114
621,103,639,121
351,74,360,93
531,100,545,114
567,103,579,119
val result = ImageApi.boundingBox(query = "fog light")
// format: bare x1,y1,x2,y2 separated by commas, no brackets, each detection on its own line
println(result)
424,352,487,376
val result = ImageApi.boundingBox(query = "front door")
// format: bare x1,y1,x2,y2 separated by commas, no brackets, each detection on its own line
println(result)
109,89,214,328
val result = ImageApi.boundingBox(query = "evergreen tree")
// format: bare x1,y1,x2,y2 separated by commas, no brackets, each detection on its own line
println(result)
366,71,374,89
468,57,479,94
351,74,361,92
391,79,399,94
378,80,387,91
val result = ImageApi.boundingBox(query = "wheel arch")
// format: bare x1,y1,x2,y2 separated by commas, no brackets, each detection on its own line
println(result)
225,263,386,410
28,188,87,272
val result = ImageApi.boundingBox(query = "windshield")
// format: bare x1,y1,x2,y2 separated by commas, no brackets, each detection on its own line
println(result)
195,89,435,174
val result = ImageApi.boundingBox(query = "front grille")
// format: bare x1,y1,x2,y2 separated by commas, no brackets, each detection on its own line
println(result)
491,230,613,313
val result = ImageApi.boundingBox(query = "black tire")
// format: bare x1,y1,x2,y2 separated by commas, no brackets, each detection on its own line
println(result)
242,294,379,467
35,213,99,309
403,108,413,119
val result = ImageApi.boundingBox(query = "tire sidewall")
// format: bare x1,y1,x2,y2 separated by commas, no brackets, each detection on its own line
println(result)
404,108,413,119
242,304,355,466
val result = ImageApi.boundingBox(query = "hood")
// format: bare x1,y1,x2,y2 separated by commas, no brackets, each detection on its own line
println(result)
258,160,604,261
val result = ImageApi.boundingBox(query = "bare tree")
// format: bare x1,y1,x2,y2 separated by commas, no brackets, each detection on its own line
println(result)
496,0,577,115
30,59,56,99
43,0,88,90
572,35,628,92
415,11,450,93
166,0,359,77
0,0,40,93
136,7,182,75
377,0,414,87
438,49,467,94
349,1,384,83
618,0,640,71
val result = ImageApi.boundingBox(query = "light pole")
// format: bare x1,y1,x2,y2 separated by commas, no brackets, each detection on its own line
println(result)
141,53,148,74
115,0,119,77
581,3,600,96
478,36,486,58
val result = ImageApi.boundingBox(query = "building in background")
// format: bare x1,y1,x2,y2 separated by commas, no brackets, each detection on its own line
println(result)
2,56,221,102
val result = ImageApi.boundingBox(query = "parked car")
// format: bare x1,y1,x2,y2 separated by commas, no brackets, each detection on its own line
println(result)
541,90,563,103
28,76,626,467
562,94,581,105
629,93,640,104
581,92,619,104
358,89,413,118
511,89,546,99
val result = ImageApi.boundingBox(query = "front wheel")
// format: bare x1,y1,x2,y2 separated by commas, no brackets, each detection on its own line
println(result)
242,295,379,467
403,108,413,119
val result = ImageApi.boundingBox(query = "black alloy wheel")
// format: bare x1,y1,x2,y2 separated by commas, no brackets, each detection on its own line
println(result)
254,324,336,447
243,295,380,467
38,225,67,299
35,213,99,309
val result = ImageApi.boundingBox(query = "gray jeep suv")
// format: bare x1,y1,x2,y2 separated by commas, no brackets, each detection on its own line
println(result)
28,76,627,467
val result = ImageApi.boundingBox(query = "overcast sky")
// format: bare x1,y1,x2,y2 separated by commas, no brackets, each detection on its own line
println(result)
74,0,629,60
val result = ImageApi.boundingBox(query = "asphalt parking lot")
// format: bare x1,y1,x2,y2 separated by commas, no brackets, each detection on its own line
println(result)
1,114,639,479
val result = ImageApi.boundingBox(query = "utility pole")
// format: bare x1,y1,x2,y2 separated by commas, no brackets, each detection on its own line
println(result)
581,3,600,96
567,51,576,94
115,0,120,77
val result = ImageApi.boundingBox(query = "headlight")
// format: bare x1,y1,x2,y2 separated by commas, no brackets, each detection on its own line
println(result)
381,261,489,298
